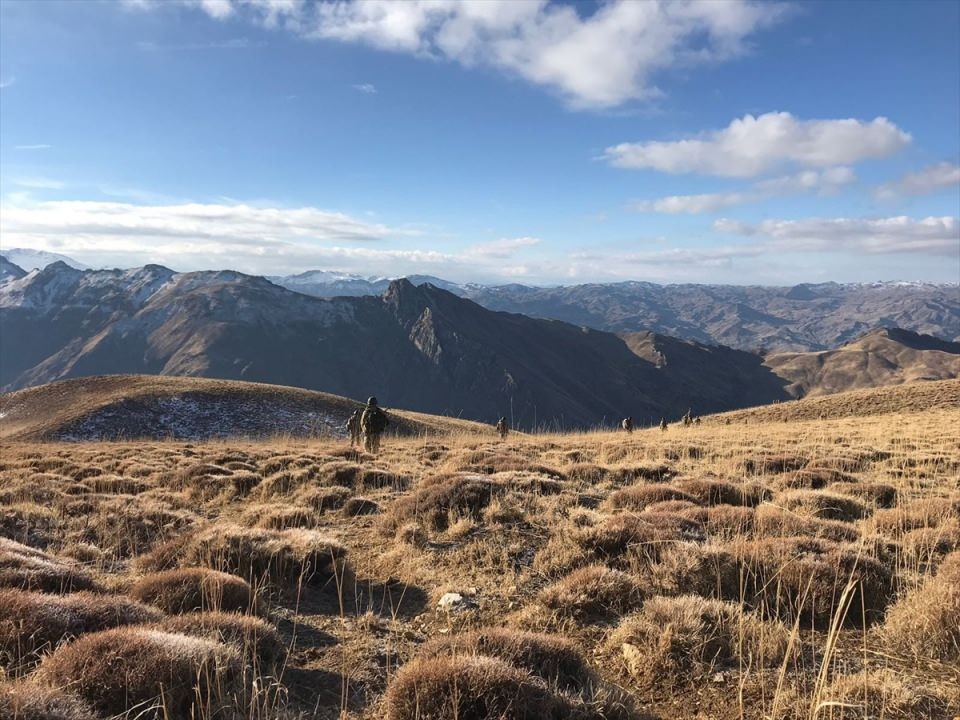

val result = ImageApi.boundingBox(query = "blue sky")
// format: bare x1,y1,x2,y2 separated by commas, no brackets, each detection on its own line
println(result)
1,0,958,284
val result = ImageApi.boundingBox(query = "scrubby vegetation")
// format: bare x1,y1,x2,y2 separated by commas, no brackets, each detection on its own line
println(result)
0,392,958,718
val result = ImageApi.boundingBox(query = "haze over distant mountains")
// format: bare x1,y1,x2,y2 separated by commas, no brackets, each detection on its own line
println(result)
4,250,957,353
1,258,957,428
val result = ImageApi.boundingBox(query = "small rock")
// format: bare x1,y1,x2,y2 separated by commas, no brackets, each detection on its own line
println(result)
437,592,478,613
710,671,727,684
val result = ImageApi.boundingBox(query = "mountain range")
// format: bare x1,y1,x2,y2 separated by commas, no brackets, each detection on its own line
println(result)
5,249,956,353
270,272,959,353
2,259,958,428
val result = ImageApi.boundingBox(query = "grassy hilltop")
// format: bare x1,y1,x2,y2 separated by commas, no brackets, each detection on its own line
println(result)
1,380,959,719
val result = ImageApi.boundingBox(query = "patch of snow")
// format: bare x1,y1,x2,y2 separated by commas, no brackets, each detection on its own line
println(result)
0,248,88,270
53,393,348,441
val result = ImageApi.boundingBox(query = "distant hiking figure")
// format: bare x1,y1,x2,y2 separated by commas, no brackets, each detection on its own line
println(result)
360,396,389,455
345,409,362,446
683,409,693,427
496,416,509,440
694,416,701,426
622,417,633,434
659,417,668,432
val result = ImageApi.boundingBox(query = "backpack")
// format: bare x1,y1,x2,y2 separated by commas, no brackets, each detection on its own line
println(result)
362,406,388,433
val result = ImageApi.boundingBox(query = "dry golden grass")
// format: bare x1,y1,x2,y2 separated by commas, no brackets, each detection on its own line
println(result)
34,627,243,717
129,568,254,614
0,589,162,670
1,385,958,719
606,595,791,689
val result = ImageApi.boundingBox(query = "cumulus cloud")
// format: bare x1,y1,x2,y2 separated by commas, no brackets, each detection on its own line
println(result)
714,216,958,255
875,162,960,200
124,0,787,109
605,112,910,177
632,167,856,214
352,82,377,94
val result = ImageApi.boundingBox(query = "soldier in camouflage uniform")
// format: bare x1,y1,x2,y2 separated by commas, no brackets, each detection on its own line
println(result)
622,417,634,434
360,396,389,455
345,409,362,446
660,417,668,432
496,416,509,440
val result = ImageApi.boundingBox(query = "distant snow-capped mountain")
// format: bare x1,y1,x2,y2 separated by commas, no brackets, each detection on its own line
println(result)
0,248,88,271
269,270,469,297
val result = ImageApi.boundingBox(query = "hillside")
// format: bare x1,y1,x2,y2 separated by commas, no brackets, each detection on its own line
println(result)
0,257,26,283
0,375,488,441
1,397,957,719
764,327,960,397
707,377,960,424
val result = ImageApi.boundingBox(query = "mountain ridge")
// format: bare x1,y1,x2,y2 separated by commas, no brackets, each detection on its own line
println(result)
2,254,956,352
2,262,958,428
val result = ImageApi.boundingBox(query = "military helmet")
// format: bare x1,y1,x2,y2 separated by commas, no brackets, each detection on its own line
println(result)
367,396,378,406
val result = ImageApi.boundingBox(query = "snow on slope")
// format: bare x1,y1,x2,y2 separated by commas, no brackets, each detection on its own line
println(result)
54,393,343,441
0,248,88,270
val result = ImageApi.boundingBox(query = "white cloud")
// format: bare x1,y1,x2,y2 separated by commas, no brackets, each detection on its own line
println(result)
631,192,751,214
12,177,65,190
621,245,764,266
714,216,959,255
605,112,910,177
632,167,856,214
352,82,377,94
13,144,53,151
0,199,413,247
124,0,787,109
754,166,856,194
875,162,960,200
0,77,15,89
0,198,543,280
198,0,234,19
466,236,541,258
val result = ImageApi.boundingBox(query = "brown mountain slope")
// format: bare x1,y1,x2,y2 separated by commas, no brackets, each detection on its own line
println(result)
705,377,960,424
763,328,960,398
2,263,957,429
0,375,489,441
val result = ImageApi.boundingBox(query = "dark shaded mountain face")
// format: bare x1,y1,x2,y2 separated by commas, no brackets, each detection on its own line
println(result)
1,263,801,428
0,257,26,282
270,273,960,353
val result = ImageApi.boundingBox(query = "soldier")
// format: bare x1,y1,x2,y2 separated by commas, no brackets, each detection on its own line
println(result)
496,416,509,440
659,417,668,432
360,396,389,455
345,409,362,446
694,416,701,426
622,416,633,434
